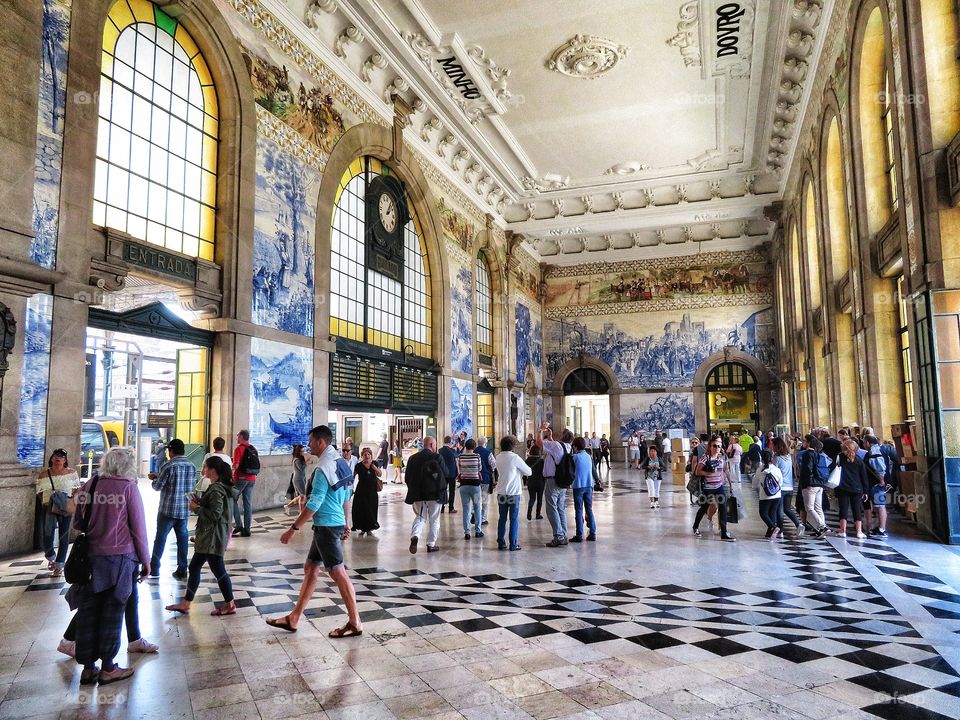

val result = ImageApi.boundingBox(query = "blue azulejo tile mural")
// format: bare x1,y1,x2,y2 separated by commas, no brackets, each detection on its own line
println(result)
249,338,313,454
619,392,695,438
252,135,320,336
450,378,473,440
514,301,542,385
450,264,473,375
31,0,73,269
17,294,54,466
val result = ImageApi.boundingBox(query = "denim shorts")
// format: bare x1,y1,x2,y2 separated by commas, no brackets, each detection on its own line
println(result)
307,525,345,570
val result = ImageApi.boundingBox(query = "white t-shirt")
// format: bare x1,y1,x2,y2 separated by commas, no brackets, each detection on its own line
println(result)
494,451,532,496
198,452,233,492
628,436,640,449
661,438,670,454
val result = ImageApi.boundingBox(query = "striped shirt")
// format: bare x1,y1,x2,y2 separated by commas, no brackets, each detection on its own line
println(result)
456,452,482,486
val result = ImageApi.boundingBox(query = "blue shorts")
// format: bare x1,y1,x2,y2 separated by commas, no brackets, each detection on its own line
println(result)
307,525,345,570
870,486,887,507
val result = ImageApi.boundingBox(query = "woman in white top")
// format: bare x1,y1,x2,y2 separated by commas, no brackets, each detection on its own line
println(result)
726,435,743,484
752,449,784,540
494,436,532,551
35,449,80,576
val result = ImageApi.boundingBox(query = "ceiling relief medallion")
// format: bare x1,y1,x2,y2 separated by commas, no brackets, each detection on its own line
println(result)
604,160,651,176
402,32,513,124
546,34,629,80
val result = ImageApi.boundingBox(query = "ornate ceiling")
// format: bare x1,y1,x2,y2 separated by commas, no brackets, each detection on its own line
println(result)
274,0,833,264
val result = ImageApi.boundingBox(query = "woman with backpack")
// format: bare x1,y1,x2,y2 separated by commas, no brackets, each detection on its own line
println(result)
772,436,804,537
165,457,238,616
525,445,545,521
836,439,870,539
752,449,783,539
798,434,831,538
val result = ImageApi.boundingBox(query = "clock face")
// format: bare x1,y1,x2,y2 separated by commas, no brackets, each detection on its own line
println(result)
378,192,398,233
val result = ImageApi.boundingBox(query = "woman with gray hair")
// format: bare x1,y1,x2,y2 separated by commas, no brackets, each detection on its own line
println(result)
68,447,151,685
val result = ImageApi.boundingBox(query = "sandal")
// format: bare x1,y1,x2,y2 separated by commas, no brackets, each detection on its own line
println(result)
266,616,297,633
328,621,363,639
210,602,236,616
164,602,190,614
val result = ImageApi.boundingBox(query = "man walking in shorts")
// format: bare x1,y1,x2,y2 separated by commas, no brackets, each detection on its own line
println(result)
267,425,362,638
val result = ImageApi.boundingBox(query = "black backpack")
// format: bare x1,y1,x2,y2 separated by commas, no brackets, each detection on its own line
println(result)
238,444,261,475
423,456,446,495
554,444,575,488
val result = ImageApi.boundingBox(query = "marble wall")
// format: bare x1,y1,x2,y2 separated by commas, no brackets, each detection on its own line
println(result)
252,135,320,335
17,294,54,466
249,337,313,454
31,0,72,269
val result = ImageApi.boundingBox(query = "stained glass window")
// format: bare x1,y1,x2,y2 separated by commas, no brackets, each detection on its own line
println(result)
475,252,493,359
330,157,432,358
93,0,218,260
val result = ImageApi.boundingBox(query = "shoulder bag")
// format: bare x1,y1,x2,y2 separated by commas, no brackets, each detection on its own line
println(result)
64,474,101,585
48,474,76,516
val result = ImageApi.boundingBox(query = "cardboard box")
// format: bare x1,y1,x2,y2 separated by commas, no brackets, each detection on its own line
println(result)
671,438,685,453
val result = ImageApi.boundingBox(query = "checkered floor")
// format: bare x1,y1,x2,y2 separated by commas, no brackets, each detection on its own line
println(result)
2,467,959,719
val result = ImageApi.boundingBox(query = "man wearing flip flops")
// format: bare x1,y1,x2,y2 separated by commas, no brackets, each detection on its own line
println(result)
266,425,363,639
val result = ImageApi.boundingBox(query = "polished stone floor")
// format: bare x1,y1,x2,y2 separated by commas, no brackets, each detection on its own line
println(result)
2,466,960,720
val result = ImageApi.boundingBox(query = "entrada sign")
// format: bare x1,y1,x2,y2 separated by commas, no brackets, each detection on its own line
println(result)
123,241,197,281
435,56,482,100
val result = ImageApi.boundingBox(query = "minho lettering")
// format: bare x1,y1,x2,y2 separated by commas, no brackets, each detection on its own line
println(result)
436,56,482,100
716,3,745,58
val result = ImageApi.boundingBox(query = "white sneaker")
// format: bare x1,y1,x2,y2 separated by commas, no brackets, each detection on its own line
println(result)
57,639,75,658
127,637,159,653
655,500,661,509
650,502,656,510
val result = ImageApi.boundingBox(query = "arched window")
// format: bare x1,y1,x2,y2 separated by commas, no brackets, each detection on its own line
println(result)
563,368,609,395
93,0,218,260
825,117,850,279
329,157,432,358
789,221,803,328
881,69,899,213
803,179,822,310
858,6,896,234
475,252,493,360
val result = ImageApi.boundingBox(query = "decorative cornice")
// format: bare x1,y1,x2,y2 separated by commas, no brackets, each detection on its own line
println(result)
414,149,487,225
544,249,769,279
666,0,701,69
256,105,328,170
544,292,773,319
227,0,383,126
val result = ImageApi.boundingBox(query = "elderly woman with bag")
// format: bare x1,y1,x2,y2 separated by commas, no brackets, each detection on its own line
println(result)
35,449,79,577
68,447,151,686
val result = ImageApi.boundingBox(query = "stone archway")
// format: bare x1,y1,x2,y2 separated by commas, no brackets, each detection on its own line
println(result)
549,355,621,452
693,349,776,435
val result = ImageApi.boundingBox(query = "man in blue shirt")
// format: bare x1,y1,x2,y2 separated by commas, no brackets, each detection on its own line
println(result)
149,438,195,580
267,425,362,638
475,436,497,525
439,435,459,513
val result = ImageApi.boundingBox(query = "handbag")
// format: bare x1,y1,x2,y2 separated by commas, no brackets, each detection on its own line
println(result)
64,474,100,585
826,462,842,489
685,474,701,495
48,476,75,516
725,494,740,524
376,475,384,492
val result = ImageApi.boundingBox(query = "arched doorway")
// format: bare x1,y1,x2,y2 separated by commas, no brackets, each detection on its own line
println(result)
705,361,759,436
562,367,610,438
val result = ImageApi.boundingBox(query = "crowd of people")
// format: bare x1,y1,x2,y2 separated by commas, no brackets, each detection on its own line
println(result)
33,419,901,687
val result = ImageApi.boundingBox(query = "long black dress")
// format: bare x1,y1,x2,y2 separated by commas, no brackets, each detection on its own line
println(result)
351,463,380,532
